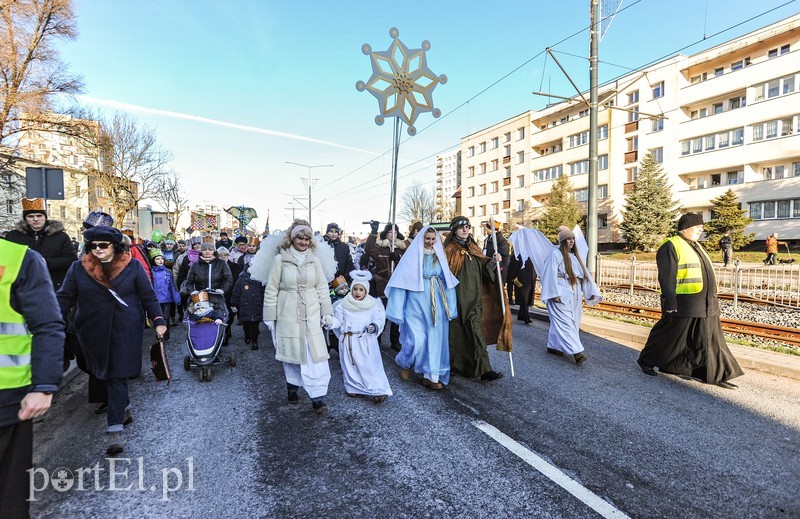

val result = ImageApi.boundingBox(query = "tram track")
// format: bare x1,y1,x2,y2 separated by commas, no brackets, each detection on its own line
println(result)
590,301,800,347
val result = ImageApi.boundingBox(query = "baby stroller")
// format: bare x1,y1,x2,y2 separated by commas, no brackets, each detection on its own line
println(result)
182,290,236,382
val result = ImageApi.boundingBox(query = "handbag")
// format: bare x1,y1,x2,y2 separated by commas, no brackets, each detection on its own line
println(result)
149,340,171,383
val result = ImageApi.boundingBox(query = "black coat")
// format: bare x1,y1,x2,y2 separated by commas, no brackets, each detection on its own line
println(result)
5,219,77,290
323,236,355,282
57,253,165,380
230,271,264,323
656,237,720,317
182,257,233,295
483,231,510,282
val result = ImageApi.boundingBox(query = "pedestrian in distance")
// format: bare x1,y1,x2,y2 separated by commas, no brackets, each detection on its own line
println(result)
386,226,459,390
637,213,744,388
150,249,181,326
0,241,64,518
230,264,265,350
443,216,507,382
262,220,334,414
719,231,733,267
329,270,392,403
764,232,787,265
56,226,168,456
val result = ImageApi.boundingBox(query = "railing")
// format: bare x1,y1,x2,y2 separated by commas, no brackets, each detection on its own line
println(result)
595,256,800,309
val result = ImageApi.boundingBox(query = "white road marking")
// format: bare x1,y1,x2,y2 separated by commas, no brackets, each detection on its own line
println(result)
453,397,480,415
473,420,630,519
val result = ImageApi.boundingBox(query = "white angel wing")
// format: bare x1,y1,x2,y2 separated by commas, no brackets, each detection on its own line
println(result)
314,235,337,283
508,228,556,275
249,233,285,284
573,225,589,265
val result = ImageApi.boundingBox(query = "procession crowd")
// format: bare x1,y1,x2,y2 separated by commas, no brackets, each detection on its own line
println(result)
0,197,744,518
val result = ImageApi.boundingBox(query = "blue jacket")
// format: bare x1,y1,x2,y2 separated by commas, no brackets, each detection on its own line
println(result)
1,246,65,428
230,271,264,323
151,265,180,305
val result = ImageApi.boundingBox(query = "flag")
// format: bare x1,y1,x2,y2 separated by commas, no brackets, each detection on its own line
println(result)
190,212,204,230
263,210,270,235
203,214,217,231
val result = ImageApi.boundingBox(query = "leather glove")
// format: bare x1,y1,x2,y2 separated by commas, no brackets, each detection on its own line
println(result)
265,321,275,333
369,220,380,234
321,315,333,328
389,252,401,263
365,323,378,334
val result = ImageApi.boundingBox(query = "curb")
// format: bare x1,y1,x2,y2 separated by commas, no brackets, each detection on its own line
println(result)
512,305,800,382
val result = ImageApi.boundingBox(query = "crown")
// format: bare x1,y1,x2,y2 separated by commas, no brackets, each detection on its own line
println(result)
21,198,46,212
202,235,215,243
190,291,209,304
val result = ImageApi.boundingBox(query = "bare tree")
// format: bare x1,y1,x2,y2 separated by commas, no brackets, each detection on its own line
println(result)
151,173,187,236
89,112,173,226
399,181,436,225
0,0,84,161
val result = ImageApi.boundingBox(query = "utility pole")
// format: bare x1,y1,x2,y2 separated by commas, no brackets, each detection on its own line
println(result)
587,0,600,275
285,162,333,226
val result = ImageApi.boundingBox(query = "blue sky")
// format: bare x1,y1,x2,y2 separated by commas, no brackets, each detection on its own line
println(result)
58,0,799,233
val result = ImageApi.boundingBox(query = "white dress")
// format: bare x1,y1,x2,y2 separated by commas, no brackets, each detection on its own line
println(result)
331,297,393,397
540,249,588,355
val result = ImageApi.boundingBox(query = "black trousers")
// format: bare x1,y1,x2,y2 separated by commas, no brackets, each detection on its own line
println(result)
379,297,400,347
0,419,33,519
722,247,732,266
243,321,260,342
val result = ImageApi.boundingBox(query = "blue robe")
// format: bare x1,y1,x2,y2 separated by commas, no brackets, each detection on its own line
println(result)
386,254,458,384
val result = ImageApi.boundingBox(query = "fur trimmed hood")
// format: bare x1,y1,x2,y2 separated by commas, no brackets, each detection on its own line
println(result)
81,251,132,288
375,238,407,250
15,218,66,236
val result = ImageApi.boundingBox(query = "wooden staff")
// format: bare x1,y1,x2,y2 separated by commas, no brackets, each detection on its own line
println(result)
489,217,515,377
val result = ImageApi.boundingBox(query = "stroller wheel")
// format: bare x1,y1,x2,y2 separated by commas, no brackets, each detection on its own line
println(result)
229,353,237,368
198,368,205,382
205,367,213,382
183,356,191,371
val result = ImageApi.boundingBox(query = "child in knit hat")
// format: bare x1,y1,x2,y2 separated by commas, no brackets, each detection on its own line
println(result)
150,249,181,325
328,270,392,403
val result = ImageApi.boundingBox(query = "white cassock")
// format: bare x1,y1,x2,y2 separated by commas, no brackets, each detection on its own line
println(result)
540,249,591,355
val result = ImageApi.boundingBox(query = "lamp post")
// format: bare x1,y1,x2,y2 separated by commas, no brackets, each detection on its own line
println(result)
285,162,333,225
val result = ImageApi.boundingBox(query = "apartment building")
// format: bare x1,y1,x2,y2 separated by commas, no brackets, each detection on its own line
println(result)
527,14,800,244
460,111,532,242
434,149,461,221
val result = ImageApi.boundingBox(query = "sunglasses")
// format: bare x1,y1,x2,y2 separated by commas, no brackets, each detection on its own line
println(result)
87,242,112,250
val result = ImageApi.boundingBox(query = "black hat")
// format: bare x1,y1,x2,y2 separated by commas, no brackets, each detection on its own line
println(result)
677,212,704,231
220,231,228,237
83,225,123,245
379,223,404,241
234,236,248,244
449,216,470,230
326,222,340,233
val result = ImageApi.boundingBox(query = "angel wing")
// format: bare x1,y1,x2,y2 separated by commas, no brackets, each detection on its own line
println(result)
508,227,556,275
314,235,337,283
248,233,285,284
573,225,589,265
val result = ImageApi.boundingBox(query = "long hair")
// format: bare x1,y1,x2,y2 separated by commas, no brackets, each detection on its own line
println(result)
558,239,587,286
280,219,316,251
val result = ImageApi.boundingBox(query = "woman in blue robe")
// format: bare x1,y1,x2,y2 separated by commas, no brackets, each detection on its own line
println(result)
385,226,458,389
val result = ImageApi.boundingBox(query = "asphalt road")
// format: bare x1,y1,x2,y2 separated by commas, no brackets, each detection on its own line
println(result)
30,318,800,518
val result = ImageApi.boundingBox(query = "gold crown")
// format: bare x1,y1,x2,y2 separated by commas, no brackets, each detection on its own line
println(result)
21,198,46,212
190,291,209,304
202,235,215,243
247,236,260,246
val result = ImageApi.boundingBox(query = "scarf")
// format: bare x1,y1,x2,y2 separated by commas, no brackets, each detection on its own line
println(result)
187,248,200,265
340,293,376,312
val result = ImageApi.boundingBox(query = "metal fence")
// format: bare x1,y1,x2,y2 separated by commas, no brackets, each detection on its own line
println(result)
595,256,800,310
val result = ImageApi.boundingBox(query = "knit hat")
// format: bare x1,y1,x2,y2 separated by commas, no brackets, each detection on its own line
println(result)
177,239,187,246
349,270,372,292
379,223,404,241
83,210,114,229
149,248,164,260
83,225,123,245
21,197,47,217
677,212,704,231
216,246,230,255
449,216,470,231
200,241,216,252
557,226,575,242
163,238,176,245
234,235,248,244
326,222,340,233
190,236,203,246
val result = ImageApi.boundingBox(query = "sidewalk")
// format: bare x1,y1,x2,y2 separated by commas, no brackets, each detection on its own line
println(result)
517,305,800,382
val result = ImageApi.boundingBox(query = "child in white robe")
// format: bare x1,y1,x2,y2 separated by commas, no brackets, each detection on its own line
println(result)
330,271,392,403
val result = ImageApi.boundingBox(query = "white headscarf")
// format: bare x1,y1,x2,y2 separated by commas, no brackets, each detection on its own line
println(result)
385,226,458,292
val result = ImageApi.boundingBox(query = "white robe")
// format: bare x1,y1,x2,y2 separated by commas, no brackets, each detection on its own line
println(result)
540,249,590,355
331,298,393,397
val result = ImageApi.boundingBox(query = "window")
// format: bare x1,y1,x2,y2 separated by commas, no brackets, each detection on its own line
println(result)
479,205,486,216
784,76,795,95
730,57,750,71
794,162,800,177
573,189,588,203
568,130,589,148
468,146,475,157
96,187,104,198
491,203,499,215
714,67,724,77
534,165,563,182
749,203,762,219
597,184,608,199
491,137,498,149
479,163,487,174
517,151,525,164
503,189,511,200
579,109,589,118
479,184,486,195
776,165,785,179
491,159,498,171
490,181,498,193
517,175,525,187
651,117,664,132
627,90,639,105
516,199,525,211
753,124,764,141
468,166,475,177
628,106,639,122
681,141,691,156
504,132,511,143
598,213,608,229
690,74,702,85
778,200,791,218
726,171,743,185
598,154,608,170
699,108,707,118
768,48,779,59
690,110,699,120
517,127,525,140
76,207,82,219
768,45,790,59
764,202,775,219
504,166,511,178
781,117,793,136
74,185,81,197
718,132,730,148
704,135,715,151
729,96,745,110
763,167,773,180
504,144,511,156
479,142,486,153
154,216,164,225
652,147,664,163
627,136,638,152
598,124,608,140
6,199,13,214
468,206,475,217
468,187,475,197
732,128,744,145
651,82,664,99
711,174,721,186
570,160,589,176
712,102,723,115
626,167,638,182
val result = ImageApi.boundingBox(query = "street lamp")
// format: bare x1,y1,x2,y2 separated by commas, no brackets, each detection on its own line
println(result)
285,162,333,225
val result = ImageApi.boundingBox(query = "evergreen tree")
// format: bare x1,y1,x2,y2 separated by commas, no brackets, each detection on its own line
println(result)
538,174,582,242
620,151,680,251
704,189,754,250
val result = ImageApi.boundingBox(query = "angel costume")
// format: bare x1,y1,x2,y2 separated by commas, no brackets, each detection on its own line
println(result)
386,226,459,385
331,272,392,398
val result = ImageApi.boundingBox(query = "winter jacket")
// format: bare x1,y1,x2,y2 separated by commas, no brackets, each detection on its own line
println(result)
1,245,64,428
323,236,355,282
182,257,233,295
263,248,332,365
151,265,180,305
57,252,165,380
483,231,511,282
364,233,407,298
5,219,77,289
231,271,264,323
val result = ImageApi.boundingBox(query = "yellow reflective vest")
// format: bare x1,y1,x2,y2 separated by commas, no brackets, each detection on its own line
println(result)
664,235,710,295
0,240,32,390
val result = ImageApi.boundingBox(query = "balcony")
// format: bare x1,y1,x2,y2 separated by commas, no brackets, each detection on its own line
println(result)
624,182,635,193
502,200,511,209
502,177,511,186
503,155,511,164
624,150,638,164
624,120,639,133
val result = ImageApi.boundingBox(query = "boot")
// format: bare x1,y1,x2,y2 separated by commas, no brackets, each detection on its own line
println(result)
287,383,299,405
311,398,328,414
106,432,123,456
251,337,259,351
573,352,587,364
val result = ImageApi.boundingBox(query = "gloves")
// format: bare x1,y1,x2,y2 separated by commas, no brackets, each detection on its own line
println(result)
321,315,333,329
369,220,380,234
265,321,275,333
231,307,238,314
214,288,224,294
389,252,401,263
365,323,378,334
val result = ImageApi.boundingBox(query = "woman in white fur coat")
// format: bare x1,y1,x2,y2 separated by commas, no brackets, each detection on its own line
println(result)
330,271,392,403
262,220,334,413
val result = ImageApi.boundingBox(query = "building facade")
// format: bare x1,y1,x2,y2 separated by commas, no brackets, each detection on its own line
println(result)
434,149,461,222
